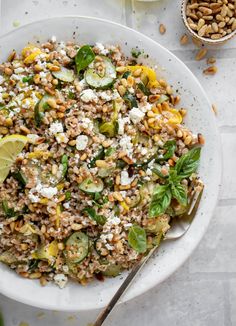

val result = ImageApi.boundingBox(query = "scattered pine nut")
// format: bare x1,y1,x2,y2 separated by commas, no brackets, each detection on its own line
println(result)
180,34,189,45
159,24,166,35
212,104,218,115
195,48,208,61
207,57,216,64
203,65,218,75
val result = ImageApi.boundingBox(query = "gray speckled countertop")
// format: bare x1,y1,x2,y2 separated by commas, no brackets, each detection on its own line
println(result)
0,1,236,325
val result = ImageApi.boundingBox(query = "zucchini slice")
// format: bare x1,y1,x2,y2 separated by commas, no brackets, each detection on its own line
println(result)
64,232,89,264
102,263,122,277
79,177,104,193
52,66,75,82
85,56,116,89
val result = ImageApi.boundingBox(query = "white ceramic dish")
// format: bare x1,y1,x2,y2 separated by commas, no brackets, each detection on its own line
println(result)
0,16,221,312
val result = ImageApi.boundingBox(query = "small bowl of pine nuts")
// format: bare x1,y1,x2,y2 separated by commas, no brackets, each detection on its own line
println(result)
181,0,236,45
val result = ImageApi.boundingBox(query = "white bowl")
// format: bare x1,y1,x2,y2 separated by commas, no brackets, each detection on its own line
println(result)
0,16,221,311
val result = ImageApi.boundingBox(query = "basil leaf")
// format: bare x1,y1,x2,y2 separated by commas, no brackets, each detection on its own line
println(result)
157,140,176,162
123,92,138,109
65,191,71,201
122,71,131,79
89,146,105,168
138,82,151,96
61,154,68,179
171,183,188,206
175,147,201,179
128,225,147,253
105,147,116,157
131,48,142,58
12,170,27,187
75,45,95,74
2,201,16,218
22,75,34,84
152,163,168,179
168,168,181,184
149,185,172,217
83,207,106,225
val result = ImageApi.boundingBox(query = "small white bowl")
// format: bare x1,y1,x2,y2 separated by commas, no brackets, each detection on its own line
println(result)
0,16,221,311
181,0,236,45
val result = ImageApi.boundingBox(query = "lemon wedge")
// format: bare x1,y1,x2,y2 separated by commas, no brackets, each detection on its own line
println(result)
0,134,28,184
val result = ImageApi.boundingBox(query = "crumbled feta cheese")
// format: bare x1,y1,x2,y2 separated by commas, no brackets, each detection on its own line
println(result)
49,122,63,135
22,99,31,109
51,35,57,43
56,132,69,144
124,223,133,229
0,75,5,85
39,186,58,199
141,148,148,155
54,274,68,289
146,168,152,176
147,159,155,169
140,103,152,113
76,135,89,150
119,135,133,157
39,71,47,79
78,79,87,89
0,223,4,235
14,67,24,74
105,243,114,250
63,202,70,209
27,134,40,144
81,118,94,131
80,89,98,103
95,42,109,55
98,91,112,102
62,265,69,273
60,49,67,56
112,89,121,100
111,216,121,225
120,171,135,186
28,191,40,203
128,87,135,94
129,107,145,124
118,117,130,135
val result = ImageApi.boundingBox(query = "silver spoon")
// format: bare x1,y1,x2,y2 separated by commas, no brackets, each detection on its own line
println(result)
93,187,204,326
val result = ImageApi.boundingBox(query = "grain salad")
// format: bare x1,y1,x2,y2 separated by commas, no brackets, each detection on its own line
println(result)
0,38,204,288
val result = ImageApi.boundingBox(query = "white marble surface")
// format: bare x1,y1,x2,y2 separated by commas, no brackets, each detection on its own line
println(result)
0,0,236,325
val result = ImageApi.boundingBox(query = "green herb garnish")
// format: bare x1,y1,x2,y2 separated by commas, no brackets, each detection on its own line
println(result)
2,201,16,218
75,45,95,74
149,147,201,217
128,225,147,253
83,207,106,225
22,75,34,84
61,154,68,179
131,48,142,58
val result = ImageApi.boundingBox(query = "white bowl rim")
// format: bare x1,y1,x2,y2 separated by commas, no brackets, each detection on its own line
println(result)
0,15,222,311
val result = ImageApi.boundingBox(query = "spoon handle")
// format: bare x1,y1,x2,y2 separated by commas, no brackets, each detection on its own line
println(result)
93,246,158,326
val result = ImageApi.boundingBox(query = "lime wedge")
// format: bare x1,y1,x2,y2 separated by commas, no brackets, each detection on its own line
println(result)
0,134,28,183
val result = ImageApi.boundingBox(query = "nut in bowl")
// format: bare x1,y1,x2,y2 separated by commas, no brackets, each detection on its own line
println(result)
181,0,236,45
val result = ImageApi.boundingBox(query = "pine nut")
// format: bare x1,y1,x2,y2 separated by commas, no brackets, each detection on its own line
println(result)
207,57,216,64
195,48,208,61
133,68,142,77
203,65,218,75
180,34,189,45
198,133,205,145
159,24,166,35
198,24,208,37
